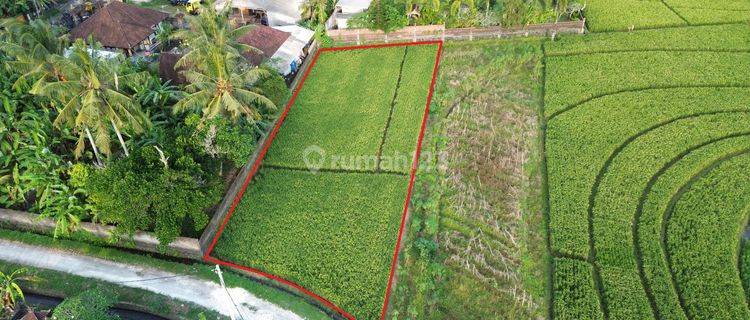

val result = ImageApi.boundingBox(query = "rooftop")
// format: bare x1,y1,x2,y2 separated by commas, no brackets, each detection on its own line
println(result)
69,1,169,50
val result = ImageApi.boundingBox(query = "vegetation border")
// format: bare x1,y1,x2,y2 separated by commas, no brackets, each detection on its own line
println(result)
201,40,444,320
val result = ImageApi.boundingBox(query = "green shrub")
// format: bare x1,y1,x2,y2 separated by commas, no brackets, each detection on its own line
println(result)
86,145,222,244
52,288,120,320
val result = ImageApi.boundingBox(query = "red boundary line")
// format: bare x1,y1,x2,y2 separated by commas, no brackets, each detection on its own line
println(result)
204,40,444,320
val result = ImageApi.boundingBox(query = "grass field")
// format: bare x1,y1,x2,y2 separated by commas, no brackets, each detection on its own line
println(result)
585,0,750,32
544,9,750,320
211,43,440,319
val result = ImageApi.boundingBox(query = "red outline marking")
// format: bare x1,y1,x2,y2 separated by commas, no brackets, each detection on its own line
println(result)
204,41,444,320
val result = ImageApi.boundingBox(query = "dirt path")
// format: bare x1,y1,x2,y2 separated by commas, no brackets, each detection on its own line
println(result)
0,239,303,320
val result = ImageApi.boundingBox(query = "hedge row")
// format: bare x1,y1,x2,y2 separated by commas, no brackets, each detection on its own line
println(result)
638,135,750,320
666,154,750,319
547,24,750,56
214,168,408,319
546,87,750,258
263,47,405,171
591,112,750,319
553,258,604,320
544,51,750,117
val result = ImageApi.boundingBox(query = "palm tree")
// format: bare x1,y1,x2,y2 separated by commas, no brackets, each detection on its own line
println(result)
1,268,28,312
174,45,276,124
29,40,149,164
0,18,69,89
171,0,257,72
300,0,328,26
172,0,275,125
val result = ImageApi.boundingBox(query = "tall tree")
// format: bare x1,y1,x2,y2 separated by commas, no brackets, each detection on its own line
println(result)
172,0,275,125
29,40,149,164
0,18,69,88
174,45,275,124
171,0,256,72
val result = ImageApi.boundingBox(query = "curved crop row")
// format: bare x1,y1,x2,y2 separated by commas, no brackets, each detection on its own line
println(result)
591,112,750,319
665,0,750,11
546,87,750,258
544,51,750,117
584,0,687,32
547,24,750,57
674,7,750,25
665,153,750,319
637,136,750,320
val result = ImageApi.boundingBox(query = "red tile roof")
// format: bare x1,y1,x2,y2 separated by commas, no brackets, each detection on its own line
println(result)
237,25,290,66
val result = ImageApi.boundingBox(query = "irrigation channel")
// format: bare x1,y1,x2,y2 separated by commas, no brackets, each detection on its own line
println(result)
25,292,169,320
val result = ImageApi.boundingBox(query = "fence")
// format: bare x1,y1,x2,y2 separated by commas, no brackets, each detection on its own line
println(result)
328,20,586,44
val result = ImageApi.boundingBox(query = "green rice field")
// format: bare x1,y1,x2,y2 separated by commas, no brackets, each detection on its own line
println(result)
211,43,440,319
545,2,750,319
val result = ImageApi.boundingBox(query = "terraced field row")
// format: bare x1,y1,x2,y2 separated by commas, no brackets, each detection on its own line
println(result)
544,22,750,320
585,0,750,32
210,43,441,320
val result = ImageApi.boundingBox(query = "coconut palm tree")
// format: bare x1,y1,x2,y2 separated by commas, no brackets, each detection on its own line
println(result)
29,40,149,164
300,0,328,26
172,0,257,72
174,45,276,124
0,18,69,89
1,268,28,312
172,0,275,125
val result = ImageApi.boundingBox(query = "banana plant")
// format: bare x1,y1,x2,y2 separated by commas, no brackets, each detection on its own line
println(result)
0,268,29,312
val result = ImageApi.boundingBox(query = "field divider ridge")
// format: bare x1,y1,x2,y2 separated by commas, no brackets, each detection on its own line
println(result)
539,42,556,320
660,0,690,24
585,109,750,320
380,40,443,320
546,84,750,121
376,47,409,171
632,132,750,320
261,164,408,177
587,21,747,34
546,48,750,58
659,148,750,318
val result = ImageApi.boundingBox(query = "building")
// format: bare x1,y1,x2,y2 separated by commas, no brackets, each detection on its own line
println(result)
216,0,305,26
68,1,169,56
159,24,314,84
332,0,371,29
238,24,314,76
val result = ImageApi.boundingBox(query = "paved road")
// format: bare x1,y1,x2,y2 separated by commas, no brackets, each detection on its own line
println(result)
0,239,303,320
